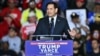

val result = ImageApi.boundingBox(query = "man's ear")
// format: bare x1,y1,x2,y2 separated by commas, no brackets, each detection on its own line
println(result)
55,8,58,13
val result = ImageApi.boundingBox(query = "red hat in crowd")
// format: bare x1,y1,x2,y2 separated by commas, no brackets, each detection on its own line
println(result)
76,0,85,3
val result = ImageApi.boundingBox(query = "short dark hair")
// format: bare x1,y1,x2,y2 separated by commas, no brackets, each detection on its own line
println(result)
9,27,18,33
46,2,58,9
74,40,81,44
2,41,9,46
92,39,100,44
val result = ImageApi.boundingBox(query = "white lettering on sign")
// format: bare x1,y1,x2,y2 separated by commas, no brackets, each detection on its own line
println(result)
38,44,60,53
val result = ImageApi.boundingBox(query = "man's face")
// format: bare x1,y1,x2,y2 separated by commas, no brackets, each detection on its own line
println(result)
72,18,80,23
28,16,37,23
76,2,84,8
29,1,35,9
73,41,80,49
93,30,99,39
47,4,58,17
8,29,16,37
92,40,99,49
8,2,16,9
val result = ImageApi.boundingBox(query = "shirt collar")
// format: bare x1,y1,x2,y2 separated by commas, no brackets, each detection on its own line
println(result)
49,15,57,23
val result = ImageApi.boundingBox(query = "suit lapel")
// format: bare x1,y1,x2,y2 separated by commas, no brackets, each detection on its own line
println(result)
53,16,61,34
44,17,50,34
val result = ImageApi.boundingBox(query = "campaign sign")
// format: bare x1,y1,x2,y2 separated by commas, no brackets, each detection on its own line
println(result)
25,40,73,56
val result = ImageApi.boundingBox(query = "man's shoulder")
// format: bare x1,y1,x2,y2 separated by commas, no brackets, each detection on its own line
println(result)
39,16,67,22
39,16,48,21
57,16,67,22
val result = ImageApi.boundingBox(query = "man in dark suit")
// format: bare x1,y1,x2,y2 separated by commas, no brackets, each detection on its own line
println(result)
34,2,76,40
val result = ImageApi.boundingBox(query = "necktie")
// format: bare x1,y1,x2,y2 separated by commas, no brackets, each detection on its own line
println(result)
50,18,54,35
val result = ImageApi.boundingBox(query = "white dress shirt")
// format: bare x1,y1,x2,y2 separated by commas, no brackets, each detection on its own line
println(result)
49,15,57,27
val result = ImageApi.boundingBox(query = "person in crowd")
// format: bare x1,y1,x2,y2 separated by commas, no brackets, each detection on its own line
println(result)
88,1,100,24
4,14,22,29
21,12,37,40
74,0,87,9
68,0,87,9
87,39,100,56
86,29,100,54
89,13,100,31
73,0,89,19
69,12,90,36
92,30,100,40
2,27,21,54
86,34,92,54
0,41,17,56
94,1,100,13
1,0,21,29
23,0,43,9
74,28,85,45
21,0,43,25
73,40,85,56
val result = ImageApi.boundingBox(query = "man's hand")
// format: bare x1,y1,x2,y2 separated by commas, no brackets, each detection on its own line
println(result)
68,30,77,37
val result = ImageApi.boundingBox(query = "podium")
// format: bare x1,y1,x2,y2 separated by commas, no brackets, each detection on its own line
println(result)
25,35,73,56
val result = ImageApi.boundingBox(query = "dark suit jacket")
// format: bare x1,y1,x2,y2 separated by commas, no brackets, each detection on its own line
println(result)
34,16,72,40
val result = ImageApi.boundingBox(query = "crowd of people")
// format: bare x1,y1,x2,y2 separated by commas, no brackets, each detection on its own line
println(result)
0,0,100,56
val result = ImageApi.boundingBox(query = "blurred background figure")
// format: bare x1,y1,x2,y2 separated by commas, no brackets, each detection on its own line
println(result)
69,12,90,36
92,30,100,40
72,0,89,22
21,0,43,25
94,2,100,13
21,12,37,40
89,13,100,31
87,39,100,56
0,41,17,56
73,40,85,56
74,0,87,9
86,29,100,55
0,0,21,29
2,27,21,55
88,1,100,24
22,0,43,9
